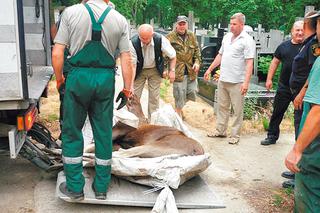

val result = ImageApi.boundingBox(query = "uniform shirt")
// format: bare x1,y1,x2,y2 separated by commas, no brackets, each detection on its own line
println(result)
289,34,318,92
54,0,130,58
274,40,302,87
304,57,320,105
219,31,256,83
129,35,176,69
166,30,202,82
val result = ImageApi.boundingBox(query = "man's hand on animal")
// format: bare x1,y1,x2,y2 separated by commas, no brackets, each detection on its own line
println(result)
240,82,249,95
192,63,200,74
265,79,273,91
285,147,301,173
116,88,133,110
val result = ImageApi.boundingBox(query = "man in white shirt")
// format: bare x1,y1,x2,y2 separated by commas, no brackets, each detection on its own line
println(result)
130,24,176,119
204,13,255,144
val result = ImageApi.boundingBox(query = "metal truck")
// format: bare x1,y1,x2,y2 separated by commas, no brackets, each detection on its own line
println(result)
0,0,58,170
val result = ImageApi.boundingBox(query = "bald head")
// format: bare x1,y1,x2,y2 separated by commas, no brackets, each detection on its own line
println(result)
138,24,154,45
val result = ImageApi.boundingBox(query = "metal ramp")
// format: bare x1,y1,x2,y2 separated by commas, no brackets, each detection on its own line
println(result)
56,170,225,209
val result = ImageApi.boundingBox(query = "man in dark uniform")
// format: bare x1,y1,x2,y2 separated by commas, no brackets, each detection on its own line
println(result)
261,21,304,146
282,11,319,188
52,0,133,200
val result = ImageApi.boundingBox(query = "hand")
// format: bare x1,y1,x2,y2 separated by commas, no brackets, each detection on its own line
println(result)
192,63,200,74
162,70,168,78
116,88,133,110
204,69,211,81
285,147,302,173
294,92,304,110
169,71,175,83
240,82,249,95
265,79,272,91
56,76,65,90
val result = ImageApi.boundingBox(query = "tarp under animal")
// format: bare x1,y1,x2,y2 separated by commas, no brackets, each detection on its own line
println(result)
82,104,211,212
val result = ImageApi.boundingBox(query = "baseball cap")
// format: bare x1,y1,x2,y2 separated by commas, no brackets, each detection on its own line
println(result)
176,15,188,23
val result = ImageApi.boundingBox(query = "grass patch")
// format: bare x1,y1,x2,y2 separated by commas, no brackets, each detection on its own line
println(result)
160,79,170,100
47,114,59,122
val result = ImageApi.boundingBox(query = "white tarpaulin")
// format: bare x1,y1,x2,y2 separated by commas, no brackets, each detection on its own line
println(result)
81,105,210,212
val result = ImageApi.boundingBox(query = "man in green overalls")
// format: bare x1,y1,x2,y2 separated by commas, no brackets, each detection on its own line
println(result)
285,12,320,211
52,0,133,200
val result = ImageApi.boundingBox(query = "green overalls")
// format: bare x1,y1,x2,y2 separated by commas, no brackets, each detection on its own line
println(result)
59,48,72,137
294,57,320,212
61,4,115,194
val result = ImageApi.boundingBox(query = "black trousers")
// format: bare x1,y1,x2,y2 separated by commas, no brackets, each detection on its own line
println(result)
58,83,66,140
267,83,302,141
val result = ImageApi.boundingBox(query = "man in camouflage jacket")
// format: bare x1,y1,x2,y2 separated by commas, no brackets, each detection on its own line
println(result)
166,15,202,118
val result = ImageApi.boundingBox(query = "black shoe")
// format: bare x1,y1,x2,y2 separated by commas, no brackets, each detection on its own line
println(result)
281,171,295,180
282,179,295,188
92,183,107,200
260,138,276,145
59,182,84,201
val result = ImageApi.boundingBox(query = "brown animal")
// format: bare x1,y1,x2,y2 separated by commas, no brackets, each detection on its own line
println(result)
86,95,205,157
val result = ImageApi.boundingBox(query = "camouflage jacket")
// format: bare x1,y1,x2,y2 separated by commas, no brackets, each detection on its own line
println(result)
166,30,201,82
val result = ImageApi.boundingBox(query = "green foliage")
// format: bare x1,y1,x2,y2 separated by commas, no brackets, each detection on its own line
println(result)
160,79,170,99
258,55,281,90
243,98,258,120
262,116,269,131
52,0,320,31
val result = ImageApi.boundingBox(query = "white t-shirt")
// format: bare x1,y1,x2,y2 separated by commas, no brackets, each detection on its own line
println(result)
54,0,130,58
219,31,256,83
129,35,176,69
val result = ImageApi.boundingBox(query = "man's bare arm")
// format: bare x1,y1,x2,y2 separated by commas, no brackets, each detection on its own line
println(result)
240,58,254,95
266,57,281,90
120,51,134,91
52,43,66,89
285,104,320,173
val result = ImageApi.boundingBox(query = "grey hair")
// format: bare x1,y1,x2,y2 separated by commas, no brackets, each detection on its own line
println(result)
291,20,303,31
138,24,154,34
231,13,246,24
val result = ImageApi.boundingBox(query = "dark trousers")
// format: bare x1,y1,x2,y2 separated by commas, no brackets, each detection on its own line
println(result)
267,83,302,140
58,83,66,140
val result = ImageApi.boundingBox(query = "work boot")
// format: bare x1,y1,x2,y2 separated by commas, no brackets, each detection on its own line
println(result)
92,183,107,200
282,179,295,188
260,137,276,145
281,171,295,179
59,182,84,201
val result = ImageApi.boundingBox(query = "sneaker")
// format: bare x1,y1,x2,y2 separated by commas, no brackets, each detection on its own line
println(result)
59,182,84,201
282,179,295,188
207,131,227,138
281,171,295,180
92,183,107,200
260,138,276,146
228,137,239,145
